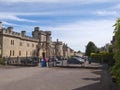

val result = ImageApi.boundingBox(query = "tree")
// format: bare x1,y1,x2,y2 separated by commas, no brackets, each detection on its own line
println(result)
113,18,120,67
112,18,120,87
77,50,81,53
85,41,97,56
108,45,113,53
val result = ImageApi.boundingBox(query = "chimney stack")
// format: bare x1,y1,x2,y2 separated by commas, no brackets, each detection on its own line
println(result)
0,22,2,30
7,26,13,32
34,27,39,31
21,31,26,36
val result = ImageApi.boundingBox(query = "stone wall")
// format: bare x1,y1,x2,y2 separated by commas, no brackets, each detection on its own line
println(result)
2,35,38,58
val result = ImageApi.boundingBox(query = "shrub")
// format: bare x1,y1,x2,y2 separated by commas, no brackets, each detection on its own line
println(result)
90,52,115,66
0,55,4,65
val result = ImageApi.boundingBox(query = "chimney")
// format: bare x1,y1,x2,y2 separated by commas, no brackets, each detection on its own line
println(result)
34,27,39,31
0,22,2,30
57,39,59,42
21,31,26,36
7,27,13,32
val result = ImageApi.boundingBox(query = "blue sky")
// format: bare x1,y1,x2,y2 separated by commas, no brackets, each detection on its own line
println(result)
0,0,120,52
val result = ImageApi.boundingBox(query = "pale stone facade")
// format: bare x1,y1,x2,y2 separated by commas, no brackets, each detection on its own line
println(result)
53,39,74,58
0,25,53,58
67,47,74,57
0,22,74,64
53,39,63,57
1,27,38,58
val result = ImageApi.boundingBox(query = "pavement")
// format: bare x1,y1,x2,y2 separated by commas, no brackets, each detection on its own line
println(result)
55,60,102,69
0,65,20,69
0,62,118,90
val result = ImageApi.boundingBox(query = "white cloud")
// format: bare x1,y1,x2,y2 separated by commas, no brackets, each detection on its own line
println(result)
2,21,20,26
0,12,54,16
95,10,118,16
44,19,115,52
0,0,118,52
0,0,60,3
112,4,120,9
0,13,36,22
0,0,118,4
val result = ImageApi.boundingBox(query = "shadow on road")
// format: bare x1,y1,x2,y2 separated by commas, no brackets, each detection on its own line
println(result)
73,82,102,90
55,65,101,69
75,64,118,90
91,70,102,75
82,77,100,81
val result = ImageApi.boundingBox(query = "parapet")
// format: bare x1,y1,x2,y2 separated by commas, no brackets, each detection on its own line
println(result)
1,28,39,42
21,31,26,37
45,31,51,35
0,25,51,43
2,28,21,37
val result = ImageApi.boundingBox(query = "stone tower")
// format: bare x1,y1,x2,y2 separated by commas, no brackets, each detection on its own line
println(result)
32,27,40,39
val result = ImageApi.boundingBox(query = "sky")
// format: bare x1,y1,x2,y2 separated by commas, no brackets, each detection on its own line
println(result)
0,0,120,52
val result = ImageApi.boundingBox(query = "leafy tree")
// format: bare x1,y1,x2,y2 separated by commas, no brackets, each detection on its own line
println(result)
108,45,113,53
85,41,97,56
113,18,120,66
112,18,120,87
77,50,81,53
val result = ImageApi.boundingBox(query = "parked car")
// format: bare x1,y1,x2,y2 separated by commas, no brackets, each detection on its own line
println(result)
20,57,39,66
67,57,85,64
53,57,60,64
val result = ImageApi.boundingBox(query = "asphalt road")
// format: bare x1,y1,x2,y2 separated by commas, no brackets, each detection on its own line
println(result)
0,64,104,90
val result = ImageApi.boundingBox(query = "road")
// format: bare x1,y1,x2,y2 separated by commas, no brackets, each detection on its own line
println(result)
0,64,104,90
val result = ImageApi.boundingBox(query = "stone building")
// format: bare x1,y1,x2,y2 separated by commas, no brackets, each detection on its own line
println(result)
0,22,52,64
53,39,74,59
67,47,74,57
0,22,74,64
53,39,63,57
32,27,53,58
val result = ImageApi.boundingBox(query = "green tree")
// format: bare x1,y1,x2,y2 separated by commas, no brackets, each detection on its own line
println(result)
108,45,113,53
77,50,81,53
85,41,97,56
112,18,120,87
113,18,120,66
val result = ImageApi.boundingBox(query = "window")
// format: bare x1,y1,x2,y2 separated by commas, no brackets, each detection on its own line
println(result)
11,40,12,45
10,50,14,56
36,45,38,48
20,42,22,46
13,50,14,56
27,43,29,47
11,40,14,45
26,51,28,56
32,44,34,47
19,51,21,56
10,50,12,56
13,40,14,45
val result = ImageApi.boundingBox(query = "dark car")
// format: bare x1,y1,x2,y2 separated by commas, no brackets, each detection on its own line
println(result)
20,57,39,66
67,57,85,64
